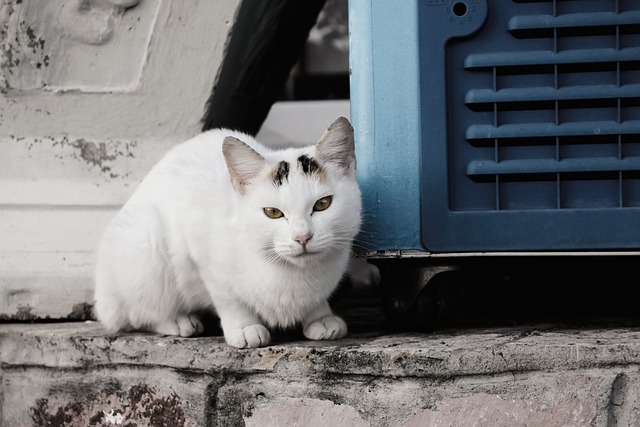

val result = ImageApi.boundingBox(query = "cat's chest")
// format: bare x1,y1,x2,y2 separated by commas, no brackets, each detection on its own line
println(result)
244,270,324,316
250,287,313,328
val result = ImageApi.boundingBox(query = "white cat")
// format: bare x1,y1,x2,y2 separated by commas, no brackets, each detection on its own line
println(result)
94,117,363,348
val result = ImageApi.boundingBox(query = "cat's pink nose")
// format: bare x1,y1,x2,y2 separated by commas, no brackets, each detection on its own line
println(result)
291,219,313,246
293,233,313,246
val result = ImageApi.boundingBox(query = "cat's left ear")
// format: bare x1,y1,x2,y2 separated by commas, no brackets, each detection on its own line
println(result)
223,137,267,194
315,117,356,176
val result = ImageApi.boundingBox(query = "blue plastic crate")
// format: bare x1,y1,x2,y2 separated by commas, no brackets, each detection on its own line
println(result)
350,0,640,253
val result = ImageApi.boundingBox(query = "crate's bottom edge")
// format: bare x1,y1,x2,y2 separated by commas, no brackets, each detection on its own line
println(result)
360,250,640,259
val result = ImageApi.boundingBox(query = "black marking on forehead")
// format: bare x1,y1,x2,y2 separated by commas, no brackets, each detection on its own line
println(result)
298,155,322,175
272,161,290,186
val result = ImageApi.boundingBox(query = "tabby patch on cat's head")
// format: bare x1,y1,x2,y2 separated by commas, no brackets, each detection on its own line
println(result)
297,155,322,175
271,161,290,186
270,155,325,187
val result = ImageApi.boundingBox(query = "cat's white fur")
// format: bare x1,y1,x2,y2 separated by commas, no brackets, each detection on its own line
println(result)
94,117,361,348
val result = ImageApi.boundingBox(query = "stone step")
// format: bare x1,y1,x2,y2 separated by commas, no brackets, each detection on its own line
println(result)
2,322,640,426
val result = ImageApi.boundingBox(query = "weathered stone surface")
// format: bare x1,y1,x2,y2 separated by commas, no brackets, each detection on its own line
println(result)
4,366,206,426
403,393,595,427
2,322,640,425
245,398,369,427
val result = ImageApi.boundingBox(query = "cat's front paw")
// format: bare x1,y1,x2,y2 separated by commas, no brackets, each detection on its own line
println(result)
154,314,204,337
225,324,271,349
303,315,348,341
177,314,204,337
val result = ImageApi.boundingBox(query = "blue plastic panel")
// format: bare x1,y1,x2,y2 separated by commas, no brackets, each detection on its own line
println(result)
350,0,640,252
349,0,424,251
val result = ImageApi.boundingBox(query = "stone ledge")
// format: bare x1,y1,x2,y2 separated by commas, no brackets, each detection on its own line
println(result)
3,322,640,376
2,322,640,425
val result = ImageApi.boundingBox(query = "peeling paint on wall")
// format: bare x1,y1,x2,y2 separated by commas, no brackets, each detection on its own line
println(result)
0,304,37,321
72,139,117,169
67,302,95,320
0,5,50,91
67,138,137,178
0,1,21,92
0,304,95,321
0,0,157,92
18,135,138,180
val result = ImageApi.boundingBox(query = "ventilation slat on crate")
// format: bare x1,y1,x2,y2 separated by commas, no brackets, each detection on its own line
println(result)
466,84,640,110
466,120,640,141
465,47,640,69
467,156,640,177
509,10,640,37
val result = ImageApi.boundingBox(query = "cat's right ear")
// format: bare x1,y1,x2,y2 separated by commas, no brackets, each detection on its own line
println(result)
316,116,356,177
222,137,266,194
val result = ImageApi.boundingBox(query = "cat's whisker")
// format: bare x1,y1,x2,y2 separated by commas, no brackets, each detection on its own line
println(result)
360,206,377,215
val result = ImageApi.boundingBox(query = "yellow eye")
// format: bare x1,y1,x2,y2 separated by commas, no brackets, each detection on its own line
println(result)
263,207,284,219
313,196,332,212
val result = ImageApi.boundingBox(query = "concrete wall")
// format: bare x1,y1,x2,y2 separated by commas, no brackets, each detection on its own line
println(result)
0,0,242,320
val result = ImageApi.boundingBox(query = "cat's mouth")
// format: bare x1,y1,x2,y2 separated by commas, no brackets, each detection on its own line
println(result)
292,248,320,259
264,246,322,265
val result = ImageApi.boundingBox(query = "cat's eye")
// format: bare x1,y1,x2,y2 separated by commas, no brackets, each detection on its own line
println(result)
313,196,332,212
263,207,284,219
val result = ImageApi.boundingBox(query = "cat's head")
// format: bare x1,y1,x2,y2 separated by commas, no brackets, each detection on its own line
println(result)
222,117,361,267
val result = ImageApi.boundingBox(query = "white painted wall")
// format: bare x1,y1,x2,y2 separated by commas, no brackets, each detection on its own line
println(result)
257,100,350,148
0,0,242,319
